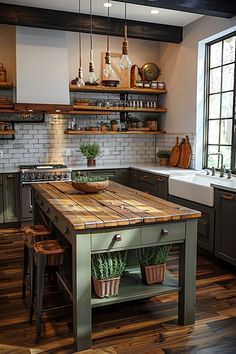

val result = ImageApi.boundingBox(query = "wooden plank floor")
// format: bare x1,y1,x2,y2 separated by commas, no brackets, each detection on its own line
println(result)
0,228,236,354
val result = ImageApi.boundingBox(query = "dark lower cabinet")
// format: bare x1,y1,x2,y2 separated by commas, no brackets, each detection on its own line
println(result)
168,195,214,253
0,175,4,224
130,169,168,200
215,189,236,266
72,168,130,187
0,173,20,225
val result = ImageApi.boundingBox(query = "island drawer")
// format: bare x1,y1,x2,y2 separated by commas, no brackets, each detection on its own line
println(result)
91,228,141,252
140,222,185,245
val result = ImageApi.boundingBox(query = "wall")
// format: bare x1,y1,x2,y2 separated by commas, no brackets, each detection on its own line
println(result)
0,24,15,83
0,114,157,168
158,16,236,134
0,24,162,168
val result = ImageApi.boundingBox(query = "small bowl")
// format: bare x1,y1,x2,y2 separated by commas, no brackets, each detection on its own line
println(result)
102,80,120,87
72,179,109,193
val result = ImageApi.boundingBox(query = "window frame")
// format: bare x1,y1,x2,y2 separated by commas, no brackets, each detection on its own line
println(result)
204,32,236,174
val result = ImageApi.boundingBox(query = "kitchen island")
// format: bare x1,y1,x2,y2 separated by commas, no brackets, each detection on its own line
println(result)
32,181,201,352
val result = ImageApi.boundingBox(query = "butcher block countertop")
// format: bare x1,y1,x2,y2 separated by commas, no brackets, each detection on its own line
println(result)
32,181,201,231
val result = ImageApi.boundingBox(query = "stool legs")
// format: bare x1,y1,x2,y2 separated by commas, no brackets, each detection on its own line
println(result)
36,253,46,343
22,244,29,301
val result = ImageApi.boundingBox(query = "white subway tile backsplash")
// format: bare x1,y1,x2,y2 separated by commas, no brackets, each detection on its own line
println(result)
0,115,196,168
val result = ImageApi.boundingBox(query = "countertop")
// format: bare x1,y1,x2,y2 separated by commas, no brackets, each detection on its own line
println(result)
1,163,236,192
32,181,201,231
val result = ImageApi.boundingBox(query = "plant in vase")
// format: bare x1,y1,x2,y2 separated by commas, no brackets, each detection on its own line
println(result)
157,150,170,166
110,119,119,131
99,121,110,131
138,245,172,284
91,251,127,298
78,143,101,167
145,116,158,131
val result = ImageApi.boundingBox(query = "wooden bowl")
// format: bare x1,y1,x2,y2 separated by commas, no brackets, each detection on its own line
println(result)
72,179,109,193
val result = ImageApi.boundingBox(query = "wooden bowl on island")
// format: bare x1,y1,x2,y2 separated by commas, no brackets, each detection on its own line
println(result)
72,176,109,193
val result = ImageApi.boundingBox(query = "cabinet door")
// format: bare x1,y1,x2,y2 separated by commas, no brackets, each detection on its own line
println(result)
130,168,138,189
87,169,129,186
3,173,20,223
168,195,214,253
215,189,236,265
156,175,168,200
0,175,4,224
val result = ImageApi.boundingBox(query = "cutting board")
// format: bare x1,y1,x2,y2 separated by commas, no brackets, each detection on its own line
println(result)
169,136,180,167
178,136,192,168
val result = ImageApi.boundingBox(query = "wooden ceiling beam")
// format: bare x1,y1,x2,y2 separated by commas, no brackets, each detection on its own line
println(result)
114,0,236,18
0,3,182,43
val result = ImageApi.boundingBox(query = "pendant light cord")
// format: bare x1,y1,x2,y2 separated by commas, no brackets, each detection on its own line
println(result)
79,0,82,68
90,0,93,53
124,2,127,40
107,0,110,50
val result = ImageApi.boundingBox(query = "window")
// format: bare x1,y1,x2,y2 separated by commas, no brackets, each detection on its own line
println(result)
204,33,236,173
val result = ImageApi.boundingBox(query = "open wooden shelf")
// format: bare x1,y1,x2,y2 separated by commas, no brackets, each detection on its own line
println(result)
0,130,16,135
0,82,14,90
70,84,167,95
65,130,165,135
73,105,167,113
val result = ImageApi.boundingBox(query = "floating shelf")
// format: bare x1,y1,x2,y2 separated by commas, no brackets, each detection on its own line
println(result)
0,130,15,135
73,105,167,113
0,82,14,90
65,130,165,135
70,85,167,95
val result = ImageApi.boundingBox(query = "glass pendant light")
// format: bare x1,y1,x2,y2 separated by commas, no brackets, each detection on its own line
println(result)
87,0,97,84
120,2,132,69
103,0,114,78
77,0,84,87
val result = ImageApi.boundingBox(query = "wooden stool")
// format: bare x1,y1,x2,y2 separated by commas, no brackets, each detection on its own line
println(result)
30,239,65,343
22,225,52,303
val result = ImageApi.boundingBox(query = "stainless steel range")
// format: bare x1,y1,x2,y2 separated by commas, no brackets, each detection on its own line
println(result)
19,164,72,225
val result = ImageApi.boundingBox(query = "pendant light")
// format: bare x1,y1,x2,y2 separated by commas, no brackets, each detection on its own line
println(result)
87,0,97,84
103,0,114,78
120,2,132,69
77,0,84,87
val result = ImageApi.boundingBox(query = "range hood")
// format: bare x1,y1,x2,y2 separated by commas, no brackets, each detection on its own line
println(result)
16,26,72,113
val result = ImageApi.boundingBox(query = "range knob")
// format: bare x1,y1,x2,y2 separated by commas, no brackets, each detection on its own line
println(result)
53,173,58,180
48,174,54,180
42,173,48,179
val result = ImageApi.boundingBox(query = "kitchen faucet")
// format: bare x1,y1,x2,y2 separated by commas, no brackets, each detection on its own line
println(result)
207,153,224,176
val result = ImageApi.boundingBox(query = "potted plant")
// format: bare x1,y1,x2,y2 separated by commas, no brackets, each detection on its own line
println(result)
99,121,110,131
145,116,158,131
91,251,127,298
157,150,170,166
138,245,172,285
110,119,119,131
79,143,101,166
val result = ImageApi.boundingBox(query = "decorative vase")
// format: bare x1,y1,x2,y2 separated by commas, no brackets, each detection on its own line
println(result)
141,263,166,284
87,158,96,167
159,157,169,166
147,120,157,131
93,276,121,298
111,124,119,131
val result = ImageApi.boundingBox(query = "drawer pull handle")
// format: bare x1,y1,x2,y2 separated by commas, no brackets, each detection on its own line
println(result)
223,193,233,200
64,227,69,236
46,207,50,214
161,228,168,236
157,177,165,182
114,234,122,242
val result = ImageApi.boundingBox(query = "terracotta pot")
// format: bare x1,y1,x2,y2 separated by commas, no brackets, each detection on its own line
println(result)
111,124,119,131
93,276,121,298
159,157,169,166
141,263,166,284
87,159,96,167
147,120,157,131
